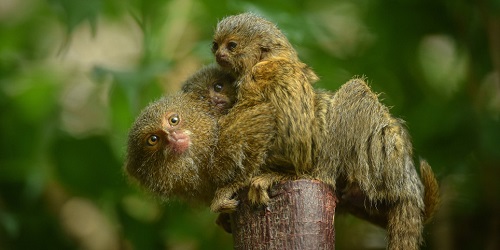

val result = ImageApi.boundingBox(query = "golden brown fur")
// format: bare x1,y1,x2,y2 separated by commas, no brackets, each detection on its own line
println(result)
181,64,237,115
125,12,440,249
210,12,318,212
311,79,439,250
205,75,439,249
210,14,439,249
125,65,237,205
125,92,217,204
206,76,440,249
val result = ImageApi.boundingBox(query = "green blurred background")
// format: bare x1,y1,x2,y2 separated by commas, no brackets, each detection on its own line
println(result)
1,0,499,249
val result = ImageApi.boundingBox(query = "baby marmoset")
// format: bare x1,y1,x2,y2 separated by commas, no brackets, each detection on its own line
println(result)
181,64,237,115
209,12,318,212
210,12,438,249
125,64,236,205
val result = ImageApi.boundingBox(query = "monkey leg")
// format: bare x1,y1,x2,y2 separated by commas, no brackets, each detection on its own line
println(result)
247,172,295,205
211,182,245,213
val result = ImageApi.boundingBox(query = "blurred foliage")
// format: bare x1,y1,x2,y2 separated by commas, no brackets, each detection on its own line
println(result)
1,0,499,249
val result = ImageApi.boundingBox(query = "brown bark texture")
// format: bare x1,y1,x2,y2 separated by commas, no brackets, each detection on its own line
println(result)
230,179,337,250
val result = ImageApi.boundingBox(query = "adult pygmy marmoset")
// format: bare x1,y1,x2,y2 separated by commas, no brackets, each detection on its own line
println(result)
312,79,439,250
210,13,439,249
125,12,440,250
201,75,439,250
125,64,236,205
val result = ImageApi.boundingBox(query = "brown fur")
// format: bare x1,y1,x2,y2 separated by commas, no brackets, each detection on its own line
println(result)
209,12,318,212
311,79,439,250
125,92,217,204
181,64,237,115
125,65,236,205
206,75,440,249
211,14,439,248
125,12,440,249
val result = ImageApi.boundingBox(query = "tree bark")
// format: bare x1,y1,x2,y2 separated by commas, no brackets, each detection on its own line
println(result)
230,179,337,250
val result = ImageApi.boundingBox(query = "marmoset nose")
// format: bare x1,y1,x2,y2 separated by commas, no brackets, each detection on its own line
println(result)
215,51,229,65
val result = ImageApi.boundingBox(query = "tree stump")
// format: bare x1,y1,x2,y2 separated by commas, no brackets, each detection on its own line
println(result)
230,179,337,250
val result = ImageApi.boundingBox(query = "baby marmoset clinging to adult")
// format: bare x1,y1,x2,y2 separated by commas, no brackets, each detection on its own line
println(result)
125,64,237,205
209,12,438,249
181,64,237,115
209,12,319,212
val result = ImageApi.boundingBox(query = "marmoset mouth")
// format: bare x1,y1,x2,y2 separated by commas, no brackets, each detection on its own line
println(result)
216,56,231,68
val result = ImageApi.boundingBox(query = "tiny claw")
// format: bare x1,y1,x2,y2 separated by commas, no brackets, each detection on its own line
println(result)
248,187,270,206
248,175,276,206
211,198,239,213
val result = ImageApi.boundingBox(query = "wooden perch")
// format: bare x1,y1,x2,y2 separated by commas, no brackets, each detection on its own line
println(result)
229,179,337,250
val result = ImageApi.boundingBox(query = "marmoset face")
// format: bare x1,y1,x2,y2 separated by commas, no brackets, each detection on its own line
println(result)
181,64,237,114
125,93,217,198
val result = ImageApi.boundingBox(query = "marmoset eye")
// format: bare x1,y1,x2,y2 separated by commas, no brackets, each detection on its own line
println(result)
214,83,223,93
211,41,219,52
147,135,159,146
169,114,180,126
227,41,237,51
